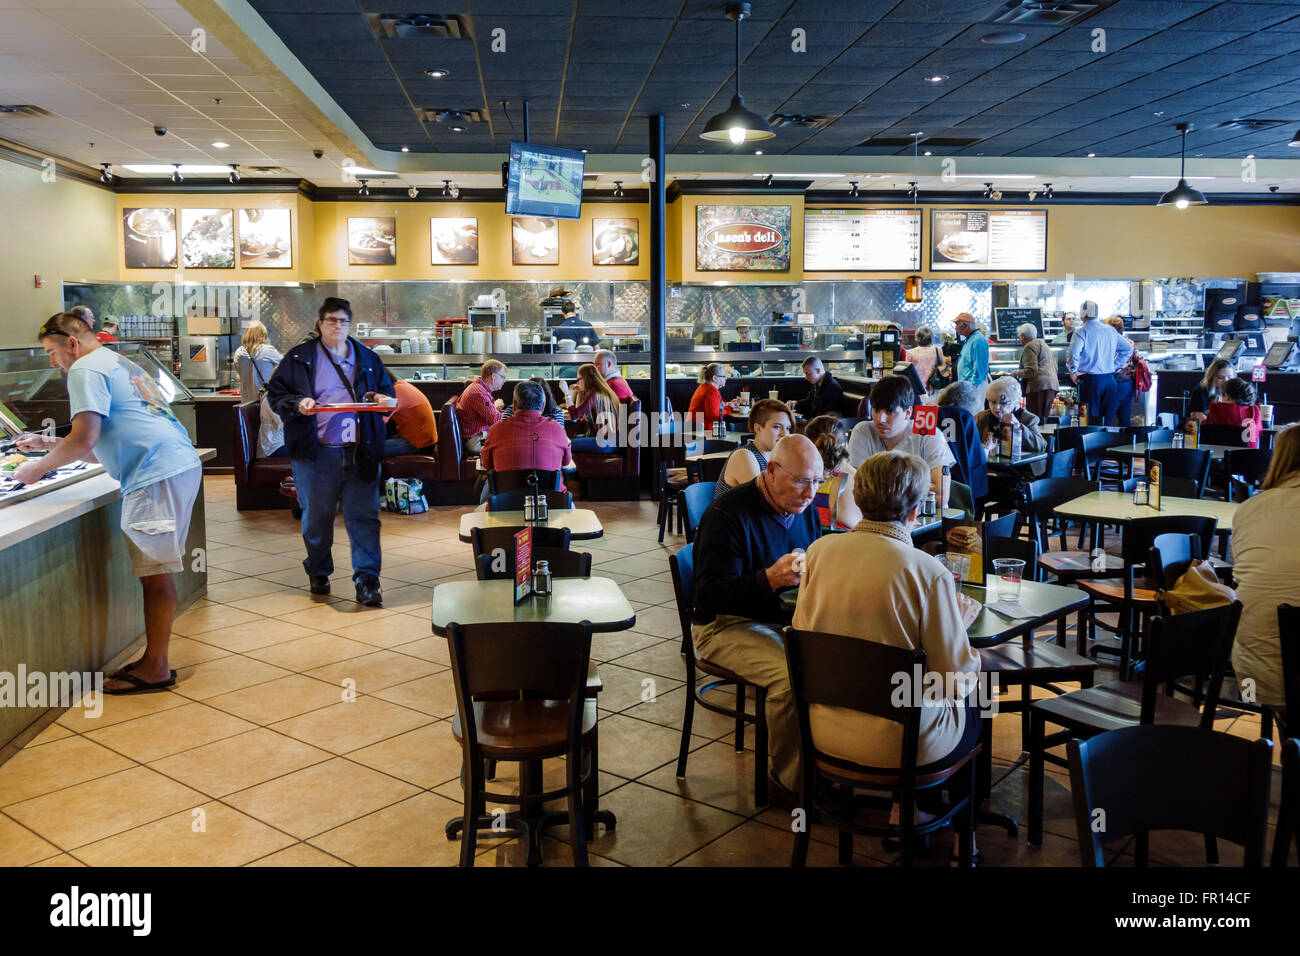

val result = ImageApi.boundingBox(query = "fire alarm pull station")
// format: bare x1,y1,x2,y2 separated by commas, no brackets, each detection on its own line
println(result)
34,275,42,288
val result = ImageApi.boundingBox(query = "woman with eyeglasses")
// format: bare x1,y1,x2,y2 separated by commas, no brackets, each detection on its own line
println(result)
266,296,395,608
687,363,734,432
974,376,1047,461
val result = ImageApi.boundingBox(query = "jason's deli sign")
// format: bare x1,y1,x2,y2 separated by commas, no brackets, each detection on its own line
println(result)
701,222,785,254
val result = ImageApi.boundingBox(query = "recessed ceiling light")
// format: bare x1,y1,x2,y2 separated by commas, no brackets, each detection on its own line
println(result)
754,149,762,155
580,147,589,153
400,146,410,152
923,150,932,156
450,125,465,132
923,73,948,84
211,141,229,149
423,69,449,78
1153,111,1164,117
980,30,1025,45
1087,152,1096,157
1246,153,1255,159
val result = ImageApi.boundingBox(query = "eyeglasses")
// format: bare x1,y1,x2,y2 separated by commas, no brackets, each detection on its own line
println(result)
320,317,352,326
772,460,821,490
993,395,1014,406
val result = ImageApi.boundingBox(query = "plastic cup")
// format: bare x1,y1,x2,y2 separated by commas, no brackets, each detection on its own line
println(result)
769,390,780,401
993,558,1025,602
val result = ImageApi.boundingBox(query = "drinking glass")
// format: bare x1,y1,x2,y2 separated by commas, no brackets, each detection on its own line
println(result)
992,558,1025,602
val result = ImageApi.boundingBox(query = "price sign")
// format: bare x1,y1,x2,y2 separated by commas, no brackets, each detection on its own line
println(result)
913,405,938,436
1253,365,1267,383
513,527,532,605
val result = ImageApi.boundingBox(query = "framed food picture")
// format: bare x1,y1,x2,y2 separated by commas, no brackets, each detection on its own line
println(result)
512,216,559,265
348,217,397,266
238,208,292,268
123,207,177,269
593,218,638,266
430,217,478,265
695,204,790,271
179,208,234,269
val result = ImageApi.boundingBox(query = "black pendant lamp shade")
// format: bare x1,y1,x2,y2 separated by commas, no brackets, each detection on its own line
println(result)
1157,123,1208,209
700,3,774,145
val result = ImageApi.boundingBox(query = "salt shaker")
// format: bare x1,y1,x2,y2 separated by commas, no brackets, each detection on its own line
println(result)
532,559,552,597
523,494,536,522
536,493,549,523
924,491,937,517
1133,480,1148,506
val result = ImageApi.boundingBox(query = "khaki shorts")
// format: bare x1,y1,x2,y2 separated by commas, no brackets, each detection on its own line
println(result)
121,465,202,578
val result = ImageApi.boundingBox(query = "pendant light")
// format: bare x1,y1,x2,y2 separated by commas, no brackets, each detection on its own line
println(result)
700,3,773,145
905,132,923,304
1157,123,1208,209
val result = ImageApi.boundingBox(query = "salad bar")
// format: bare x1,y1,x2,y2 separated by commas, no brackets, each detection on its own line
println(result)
0,451,104,507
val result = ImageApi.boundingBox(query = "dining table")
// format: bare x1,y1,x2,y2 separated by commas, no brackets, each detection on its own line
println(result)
1053,490,1239,532
458,508,604,542
431,576,635,864
1106,440,1234,463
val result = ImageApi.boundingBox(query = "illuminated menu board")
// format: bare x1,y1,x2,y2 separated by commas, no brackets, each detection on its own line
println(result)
930,208,1047,272
803,208,921,271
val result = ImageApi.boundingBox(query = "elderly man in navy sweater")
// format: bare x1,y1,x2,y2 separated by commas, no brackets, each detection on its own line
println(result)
691,434,823,807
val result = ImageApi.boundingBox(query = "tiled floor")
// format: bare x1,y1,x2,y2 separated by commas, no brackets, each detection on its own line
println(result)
0,475,1291,867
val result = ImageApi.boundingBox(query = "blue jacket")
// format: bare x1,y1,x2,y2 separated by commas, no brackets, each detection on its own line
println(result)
938,405,988,500
957,331,990,387
266,335,395,480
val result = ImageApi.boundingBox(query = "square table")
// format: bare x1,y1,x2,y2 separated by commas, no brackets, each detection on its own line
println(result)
910,507,966,537
985,451,1047,476
1053,490,1238,532
1107,441,1233,463
458,508,604,542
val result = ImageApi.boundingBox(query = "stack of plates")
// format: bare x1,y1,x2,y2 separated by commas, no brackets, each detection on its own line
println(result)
555,340,576,353
576,344,594,353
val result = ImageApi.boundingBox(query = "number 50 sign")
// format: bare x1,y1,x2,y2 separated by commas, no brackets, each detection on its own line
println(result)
913,405,939,436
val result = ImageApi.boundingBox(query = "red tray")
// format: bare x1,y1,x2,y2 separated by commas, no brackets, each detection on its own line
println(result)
303,403,392,414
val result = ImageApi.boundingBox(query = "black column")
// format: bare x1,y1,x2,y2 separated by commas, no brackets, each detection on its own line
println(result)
648,114,667,431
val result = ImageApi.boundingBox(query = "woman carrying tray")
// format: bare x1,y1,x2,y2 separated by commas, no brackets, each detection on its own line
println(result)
267,297,395,607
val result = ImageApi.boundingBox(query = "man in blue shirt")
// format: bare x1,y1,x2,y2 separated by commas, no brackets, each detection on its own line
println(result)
550,301,595,347
1067,300,1134,425
16,312,202,694
954,313,990,411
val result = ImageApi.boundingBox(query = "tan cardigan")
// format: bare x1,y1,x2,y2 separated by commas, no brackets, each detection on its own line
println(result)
792,523,982,768
1015,338,1059,394
1230,474,1300,708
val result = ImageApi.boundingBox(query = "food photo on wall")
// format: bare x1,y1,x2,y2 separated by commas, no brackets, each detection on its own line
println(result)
123,207,177,269
348,217,398,265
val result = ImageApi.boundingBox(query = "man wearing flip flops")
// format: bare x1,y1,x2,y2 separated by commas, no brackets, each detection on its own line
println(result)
15,312,202,694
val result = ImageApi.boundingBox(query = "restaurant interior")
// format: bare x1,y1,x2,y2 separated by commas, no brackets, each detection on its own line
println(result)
2,0,1300,881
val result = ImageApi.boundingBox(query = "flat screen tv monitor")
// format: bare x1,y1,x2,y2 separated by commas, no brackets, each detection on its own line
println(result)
504,141,585,220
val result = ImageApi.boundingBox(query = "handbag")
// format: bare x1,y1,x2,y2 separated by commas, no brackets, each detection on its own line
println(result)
1158,560,1235,615
1132,356,1153,393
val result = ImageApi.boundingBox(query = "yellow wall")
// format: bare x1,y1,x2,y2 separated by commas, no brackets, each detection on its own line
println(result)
0,161,117,344
804,202,1300,281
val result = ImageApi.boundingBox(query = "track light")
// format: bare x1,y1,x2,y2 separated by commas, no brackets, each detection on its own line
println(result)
1043,182,1053,199
907,180,918,200
228,164,239,184
762,173,773,186
848,181,859,198
991,188,1002,201
613,181,624,197
441,179,452,196
408,185,419,198
982,182,992,199
450,184,460,198
357,178,369,197
171,164,182,184
99,163,113,184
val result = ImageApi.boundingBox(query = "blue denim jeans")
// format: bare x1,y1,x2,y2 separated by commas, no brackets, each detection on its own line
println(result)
291,445,381,584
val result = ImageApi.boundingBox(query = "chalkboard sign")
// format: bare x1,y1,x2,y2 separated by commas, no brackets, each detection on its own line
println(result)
994,307,1042,342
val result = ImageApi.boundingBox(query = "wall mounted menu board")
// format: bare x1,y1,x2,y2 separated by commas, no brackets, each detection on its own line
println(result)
994,307,1042,342
804,208,921,271
930,208,1047,272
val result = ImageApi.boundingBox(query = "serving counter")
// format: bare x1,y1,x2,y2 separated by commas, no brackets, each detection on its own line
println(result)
0,448,213,756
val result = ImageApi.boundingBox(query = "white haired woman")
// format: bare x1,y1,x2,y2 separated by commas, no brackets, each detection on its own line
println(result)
977,377,1049,507
1010,322,1058,422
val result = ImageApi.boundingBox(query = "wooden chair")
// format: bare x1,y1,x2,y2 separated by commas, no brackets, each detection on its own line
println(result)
1068,724,1272,867
486,469,561,495
670,545,768,806
1148,447,1212,499
443,620,599,867
1075,515,1218,675
1027,601,1243,847
1023,477,1122,583
784,628,980,867
470,525,571,559
1224,447,1273,501
1274,738,1300,868
487,489,574,512
474,546,591,581
1080,430,1127,487
1046,447,1076,477
681,481,717,543
1055,425,1100,476
688,456,729,484
1198,423,1250,448
656,444,691,544
1272,604,1300,866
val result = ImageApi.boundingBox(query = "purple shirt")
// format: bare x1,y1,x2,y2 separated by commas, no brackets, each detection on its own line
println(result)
313,340,359,443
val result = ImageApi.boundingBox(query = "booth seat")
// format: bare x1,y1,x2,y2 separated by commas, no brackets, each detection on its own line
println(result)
570,397,642,500
233,401,293,511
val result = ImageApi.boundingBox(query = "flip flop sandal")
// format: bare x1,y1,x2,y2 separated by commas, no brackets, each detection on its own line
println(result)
108,661,141,680
104,669,177,695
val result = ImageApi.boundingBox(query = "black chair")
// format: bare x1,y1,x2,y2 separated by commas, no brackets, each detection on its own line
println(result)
1123,425,1172,444
1055,425,1101,475
688,456,729,484
474,546,591,581
670,545,768,807
1075,515,1218,674
1147,532,1197,590
1157,412,1178,430
1027,601,1242,846
1068,724,1272,867
656,444,691,544
487,469,561,495
1080,430,1127,486
1046,447,1076,478
470,525,571,560
487,489,573,512
784,629,980,867
1148,448,1212,499
444,620,598,867
682,481,717,543
690,439,738,455
938,510,1016,556
988,535,1041,582
1198,423,1250,448
1022,477,1122,583
1274,738,1300,868
1225,447,1273,501
1273,605,1300,867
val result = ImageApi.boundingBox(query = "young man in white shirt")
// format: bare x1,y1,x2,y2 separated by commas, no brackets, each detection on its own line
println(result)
848,374,954,508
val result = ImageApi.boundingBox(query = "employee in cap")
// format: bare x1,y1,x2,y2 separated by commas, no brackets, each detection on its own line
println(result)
1067,300,1133,425
733,316,760,376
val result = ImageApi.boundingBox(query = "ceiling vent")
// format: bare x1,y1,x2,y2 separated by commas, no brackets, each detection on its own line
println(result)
855,136,917,148
366,14,468,39
418,108,486,124
986,0,1118,27
0,104,52,117
768,113,831,129
1215,118,1288,131
922,136,984,148
244,165,292,174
